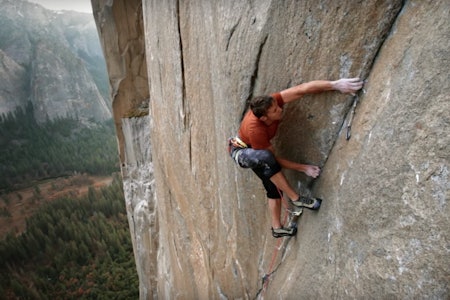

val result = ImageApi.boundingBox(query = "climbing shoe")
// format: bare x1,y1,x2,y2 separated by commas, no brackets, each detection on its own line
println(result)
290,207,303,217
271,226,297,238
291,196,322,210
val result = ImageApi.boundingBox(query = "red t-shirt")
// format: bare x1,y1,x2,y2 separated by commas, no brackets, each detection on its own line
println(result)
238,93,284,149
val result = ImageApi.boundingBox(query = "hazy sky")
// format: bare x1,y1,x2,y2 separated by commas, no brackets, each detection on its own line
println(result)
28,0,93,13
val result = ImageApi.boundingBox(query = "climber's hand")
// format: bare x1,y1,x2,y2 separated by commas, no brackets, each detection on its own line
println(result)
304,165,321,178
332,78,364,95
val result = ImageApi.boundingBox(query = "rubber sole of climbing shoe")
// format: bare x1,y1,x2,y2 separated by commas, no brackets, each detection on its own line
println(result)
271,226,297,238
288,206,303,217
291,197,322,210
290,208,303,217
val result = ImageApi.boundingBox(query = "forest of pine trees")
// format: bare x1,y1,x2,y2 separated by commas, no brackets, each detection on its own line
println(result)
0,102,139,298
0,102,119,191
0,174,139,298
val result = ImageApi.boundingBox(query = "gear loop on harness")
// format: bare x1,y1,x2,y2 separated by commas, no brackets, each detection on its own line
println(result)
228,136,248,164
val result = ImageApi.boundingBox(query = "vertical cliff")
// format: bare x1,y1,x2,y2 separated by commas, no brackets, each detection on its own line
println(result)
92,0,154,297
93,0,449,299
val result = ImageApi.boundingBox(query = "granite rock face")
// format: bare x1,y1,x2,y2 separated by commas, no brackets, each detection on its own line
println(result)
93,0,449,298
121,116,157,298
0,49,28,115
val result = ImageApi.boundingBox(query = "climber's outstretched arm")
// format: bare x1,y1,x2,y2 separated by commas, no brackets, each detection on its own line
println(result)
280,78,364,103
266,145,320,178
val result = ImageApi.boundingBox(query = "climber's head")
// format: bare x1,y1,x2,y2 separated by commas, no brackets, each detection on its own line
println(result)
250,96,283,122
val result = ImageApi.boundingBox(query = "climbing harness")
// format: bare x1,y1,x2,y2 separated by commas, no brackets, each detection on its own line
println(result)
228,136,248,164
229,136,248,149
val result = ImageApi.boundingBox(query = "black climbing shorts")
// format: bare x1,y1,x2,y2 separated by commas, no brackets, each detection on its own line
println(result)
231,147,282,199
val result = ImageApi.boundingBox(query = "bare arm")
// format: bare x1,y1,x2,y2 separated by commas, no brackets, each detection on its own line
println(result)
267,145,320,178
280,78,364,103
265,77,363,177
276,156,321,178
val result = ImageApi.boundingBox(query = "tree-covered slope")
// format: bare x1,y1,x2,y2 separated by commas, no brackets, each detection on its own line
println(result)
0,175,139,299
0,103,118,191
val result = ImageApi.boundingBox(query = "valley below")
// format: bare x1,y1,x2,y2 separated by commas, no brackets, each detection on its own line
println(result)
0,175,113,239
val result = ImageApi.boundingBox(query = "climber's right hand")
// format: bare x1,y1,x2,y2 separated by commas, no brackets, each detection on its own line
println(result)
332,78,364,95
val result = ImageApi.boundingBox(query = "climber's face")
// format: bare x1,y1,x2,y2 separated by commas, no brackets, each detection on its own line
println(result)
262,100,283,122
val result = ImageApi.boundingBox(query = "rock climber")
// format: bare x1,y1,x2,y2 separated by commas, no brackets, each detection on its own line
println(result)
229,78,364,238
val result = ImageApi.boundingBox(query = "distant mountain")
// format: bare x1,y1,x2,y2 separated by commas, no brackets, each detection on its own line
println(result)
0,0,111,123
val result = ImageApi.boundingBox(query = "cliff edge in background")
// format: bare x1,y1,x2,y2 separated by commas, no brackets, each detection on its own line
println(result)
0,0,110,123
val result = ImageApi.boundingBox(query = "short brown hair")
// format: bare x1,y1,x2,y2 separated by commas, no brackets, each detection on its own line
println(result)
250,96,273,118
